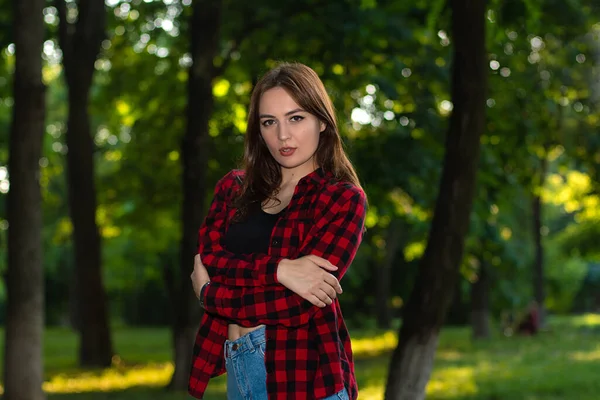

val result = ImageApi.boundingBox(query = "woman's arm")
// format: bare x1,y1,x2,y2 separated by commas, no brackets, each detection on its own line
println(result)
201,186,367,328
198,171,283,287
199,171,339,289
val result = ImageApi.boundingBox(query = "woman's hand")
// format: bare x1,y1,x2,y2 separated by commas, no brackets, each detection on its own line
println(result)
190,254,210,299
277,255,343,308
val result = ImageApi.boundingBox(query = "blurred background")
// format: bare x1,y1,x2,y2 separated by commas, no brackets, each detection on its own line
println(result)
1,0,599,399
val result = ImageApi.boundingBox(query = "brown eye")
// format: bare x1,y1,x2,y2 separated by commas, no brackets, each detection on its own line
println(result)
261,119,275,127
290,115,304,122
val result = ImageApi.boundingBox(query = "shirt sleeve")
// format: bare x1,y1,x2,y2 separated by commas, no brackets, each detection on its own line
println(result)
202,185,367,328
198,171,283,287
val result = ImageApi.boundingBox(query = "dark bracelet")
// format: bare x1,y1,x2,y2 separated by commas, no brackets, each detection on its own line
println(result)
198,281,211,309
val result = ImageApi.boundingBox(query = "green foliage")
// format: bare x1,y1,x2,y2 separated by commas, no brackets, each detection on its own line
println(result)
0,0,599,325
545,252,588,313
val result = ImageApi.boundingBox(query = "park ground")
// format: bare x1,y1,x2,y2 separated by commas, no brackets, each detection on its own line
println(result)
1,314,599,400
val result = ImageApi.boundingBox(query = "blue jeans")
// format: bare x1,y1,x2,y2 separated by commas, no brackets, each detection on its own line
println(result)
224,326,349,400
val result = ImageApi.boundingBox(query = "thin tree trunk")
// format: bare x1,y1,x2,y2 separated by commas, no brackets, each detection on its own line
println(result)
169,0,222,390
376,219,403,329
3,0,46,398
471,261,490,339
471,195,495,340
56,0,113,367
532,157,547,327
69,267,79,329
385,1,487,398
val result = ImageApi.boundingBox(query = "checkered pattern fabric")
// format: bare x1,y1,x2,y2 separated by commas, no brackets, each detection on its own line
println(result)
188,168,366,400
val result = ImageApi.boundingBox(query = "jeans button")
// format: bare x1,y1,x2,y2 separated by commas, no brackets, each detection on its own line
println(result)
232,344,239,351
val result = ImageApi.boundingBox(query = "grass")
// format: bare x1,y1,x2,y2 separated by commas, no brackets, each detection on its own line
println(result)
0,314,598,399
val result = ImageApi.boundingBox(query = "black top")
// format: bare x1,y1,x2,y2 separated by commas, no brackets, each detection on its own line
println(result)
223,204,283,255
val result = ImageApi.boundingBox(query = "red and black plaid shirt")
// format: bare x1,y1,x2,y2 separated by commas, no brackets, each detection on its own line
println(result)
188,168,366,400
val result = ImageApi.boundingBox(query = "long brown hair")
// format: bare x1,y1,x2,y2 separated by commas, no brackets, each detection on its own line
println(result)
233,62,362,218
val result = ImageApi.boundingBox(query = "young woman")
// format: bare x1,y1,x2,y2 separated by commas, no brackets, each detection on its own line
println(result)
188,62,367,400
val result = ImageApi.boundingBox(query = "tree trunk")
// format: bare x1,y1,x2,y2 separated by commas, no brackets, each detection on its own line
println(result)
3,0,46,398
471,207,495,339
69,267,80,329
471,261,490,339
532,157,547,327
384,1,487,399
169,0,222,390
56,0,113,367
66,84,113,366
376,219,403,329
446,278,468,325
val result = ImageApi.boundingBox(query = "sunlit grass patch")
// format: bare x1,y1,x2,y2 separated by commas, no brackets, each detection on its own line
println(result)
569,346,600,361
356,384,385,400
354,353,387,400
427,366,478,398
571,313,600,327
41,327,173,375
352,330,397,357
550,313,600,330
436,349,463,362
353,315,600,399
1,314,599,399
43,362,173,393
42,366,228,399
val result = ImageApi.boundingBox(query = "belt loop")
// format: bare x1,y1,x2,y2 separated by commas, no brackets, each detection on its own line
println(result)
245,332,255,353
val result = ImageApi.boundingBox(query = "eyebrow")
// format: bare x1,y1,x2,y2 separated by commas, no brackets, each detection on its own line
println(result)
259,108,306,119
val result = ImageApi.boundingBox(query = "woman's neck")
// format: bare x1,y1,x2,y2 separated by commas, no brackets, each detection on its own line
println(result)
279,159,318,187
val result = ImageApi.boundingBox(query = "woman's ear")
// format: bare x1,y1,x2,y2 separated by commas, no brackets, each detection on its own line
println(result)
320,121,326,133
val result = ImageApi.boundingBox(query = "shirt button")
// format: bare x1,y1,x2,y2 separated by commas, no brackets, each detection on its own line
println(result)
272,239,280,246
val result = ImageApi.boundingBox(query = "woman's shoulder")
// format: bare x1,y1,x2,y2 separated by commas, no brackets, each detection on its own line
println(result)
213,169,245,196
216,169,245,186
308,180,367,229
322,176,365,198
318,179,367,209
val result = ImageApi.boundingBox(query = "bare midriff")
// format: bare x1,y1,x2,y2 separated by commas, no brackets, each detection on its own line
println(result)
228,324,265,341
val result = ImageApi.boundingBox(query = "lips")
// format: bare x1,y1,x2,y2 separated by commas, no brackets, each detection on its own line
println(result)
279,147,296,157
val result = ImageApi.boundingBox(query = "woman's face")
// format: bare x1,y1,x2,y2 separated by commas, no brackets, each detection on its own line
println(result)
258,87,325,176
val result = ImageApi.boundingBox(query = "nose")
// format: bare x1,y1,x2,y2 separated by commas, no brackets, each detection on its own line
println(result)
277,123,291,141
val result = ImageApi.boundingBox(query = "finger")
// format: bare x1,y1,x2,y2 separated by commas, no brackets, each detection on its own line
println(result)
309,255,337,271
315,289,333,305
194,257,206,271
320,284,337,301
323,273,343,294
307,294,327,308
194,256,203,270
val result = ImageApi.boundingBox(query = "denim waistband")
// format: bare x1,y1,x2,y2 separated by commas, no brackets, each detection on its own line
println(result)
224,326,266,359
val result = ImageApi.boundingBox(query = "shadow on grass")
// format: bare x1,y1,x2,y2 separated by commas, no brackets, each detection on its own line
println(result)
427,325,600,400
48,387,226,400
45,373,227,400
3,314,599,400
48,387,198,400
352,315,600,400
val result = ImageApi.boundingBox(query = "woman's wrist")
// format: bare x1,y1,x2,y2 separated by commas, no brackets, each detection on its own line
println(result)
276,259,291,284
198,280,211,309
